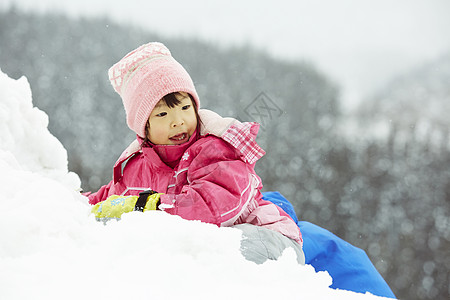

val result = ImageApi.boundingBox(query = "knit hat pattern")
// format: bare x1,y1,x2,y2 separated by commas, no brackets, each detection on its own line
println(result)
108,42,200,137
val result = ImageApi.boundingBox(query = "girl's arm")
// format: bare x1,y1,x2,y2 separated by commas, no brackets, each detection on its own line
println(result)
87,180,113,205
159,137,261,226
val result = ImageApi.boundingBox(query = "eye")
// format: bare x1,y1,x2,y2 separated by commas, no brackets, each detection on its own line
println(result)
156,112,167,117
182,105,191,110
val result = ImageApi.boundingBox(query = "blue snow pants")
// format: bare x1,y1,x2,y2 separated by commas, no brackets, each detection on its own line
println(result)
262,191,396,299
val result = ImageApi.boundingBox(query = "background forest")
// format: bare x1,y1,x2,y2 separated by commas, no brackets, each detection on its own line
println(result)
1,8,449,300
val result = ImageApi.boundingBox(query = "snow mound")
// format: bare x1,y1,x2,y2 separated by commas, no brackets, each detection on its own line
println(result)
0,69,386,299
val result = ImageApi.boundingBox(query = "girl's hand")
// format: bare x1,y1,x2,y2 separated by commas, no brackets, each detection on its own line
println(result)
91,192,162,220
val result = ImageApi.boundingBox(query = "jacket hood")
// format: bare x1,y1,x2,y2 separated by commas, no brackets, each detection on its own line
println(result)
198,109,265,164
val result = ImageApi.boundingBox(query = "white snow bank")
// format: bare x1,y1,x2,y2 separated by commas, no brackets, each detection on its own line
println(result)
0,69,387,300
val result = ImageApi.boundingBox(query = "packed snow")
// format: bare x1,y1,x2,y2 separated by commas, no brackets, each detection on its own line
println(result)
0,69,388,299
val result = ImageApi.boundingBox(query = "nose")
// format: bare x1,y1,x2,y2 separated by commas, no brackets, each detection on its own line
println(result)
171,114,184,127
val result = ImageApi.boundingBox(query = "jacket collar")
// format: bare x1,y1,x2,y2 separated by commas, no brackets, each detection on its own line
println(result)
143,130,199,169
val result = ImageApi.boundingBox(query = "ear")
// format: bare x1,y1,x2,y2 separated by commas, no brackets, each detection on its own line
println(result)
145,120,150,136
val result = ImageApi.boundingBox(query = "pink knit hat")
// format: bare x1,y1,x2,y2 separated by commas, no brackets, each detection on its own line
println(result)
108,42,200,137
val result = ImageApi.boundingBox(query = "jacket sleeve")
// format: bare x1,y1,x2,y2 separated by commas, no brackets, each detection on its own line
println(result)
87,180,113,205
159,138,261,226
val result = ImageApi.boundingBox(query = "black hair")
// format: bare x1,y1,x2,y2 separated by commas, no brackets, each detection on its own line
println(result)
161,92,184,108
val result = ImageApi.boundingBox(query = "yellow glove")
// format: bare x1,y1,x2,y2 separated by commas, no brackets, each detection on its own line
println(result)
91,191,162,220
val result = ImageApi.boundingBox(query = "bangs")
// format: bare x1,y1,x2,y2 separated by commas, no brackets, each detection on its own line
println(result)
162,92,196,108
162,92,182,108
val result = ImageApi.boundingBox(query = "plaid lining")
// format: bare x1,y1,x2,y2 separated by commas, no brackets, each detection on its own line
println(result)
222,122,266,164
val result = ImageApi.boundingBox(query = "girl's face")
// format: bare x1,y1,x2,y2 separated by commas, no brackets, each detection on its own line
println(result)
147,92,198,145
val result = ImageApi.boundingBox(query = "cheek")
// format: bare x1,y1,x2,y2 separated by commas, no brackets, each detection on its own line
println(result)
191,117,198,129
189,112,199,129
149,126,167,138
147,119,169,141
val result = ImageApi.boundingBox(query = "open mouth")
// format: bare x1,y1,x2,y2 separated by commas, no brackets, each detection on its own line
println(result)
169,132,189,144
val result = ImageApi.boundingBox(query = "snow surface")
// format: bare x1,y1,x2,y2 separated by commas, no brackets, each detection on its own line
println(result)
0,70,387,299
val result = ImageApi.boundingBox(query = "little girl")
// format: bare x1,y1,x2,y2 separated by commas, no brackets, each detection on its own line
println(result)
88,42,304,264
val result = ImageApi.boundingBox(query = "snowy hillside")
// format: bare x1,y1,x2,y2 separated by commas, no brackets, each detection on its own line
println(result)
370,54,450,126
350,53,450,145
0,69,387,299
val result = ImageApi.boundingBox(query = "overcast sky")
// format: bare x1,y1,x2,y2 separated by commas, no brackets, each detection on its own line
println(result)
3,0,450,110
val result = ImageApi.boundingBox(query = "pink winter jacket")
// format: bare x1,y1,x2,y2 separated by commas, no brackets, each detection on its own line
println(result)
88,110,302,244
